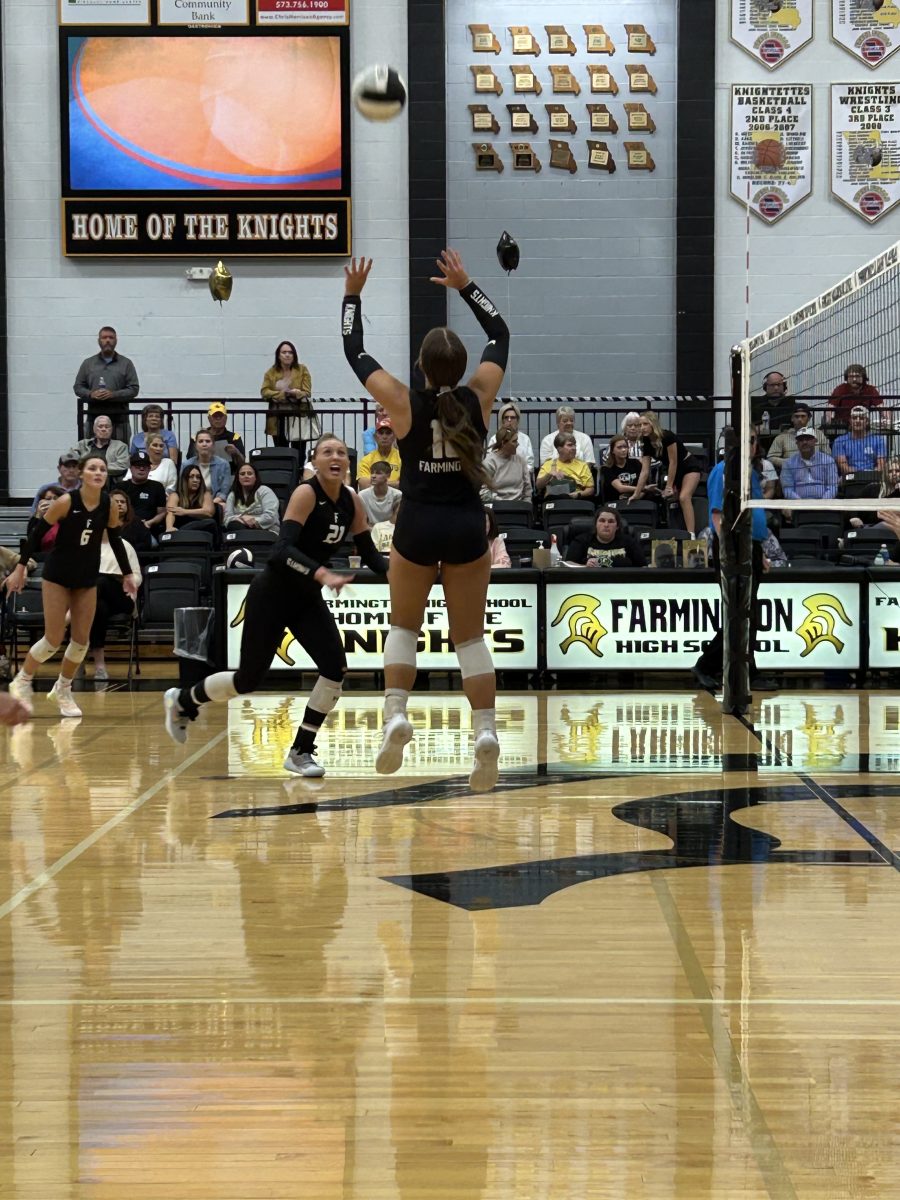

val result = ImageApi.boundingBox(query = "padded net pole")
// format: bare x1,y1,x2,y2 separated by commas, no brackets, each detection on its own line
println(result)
722,347,752,715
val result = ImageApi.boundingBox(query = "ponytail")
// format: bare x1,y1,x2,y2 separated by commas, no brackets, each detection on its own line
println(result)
435,389,489,491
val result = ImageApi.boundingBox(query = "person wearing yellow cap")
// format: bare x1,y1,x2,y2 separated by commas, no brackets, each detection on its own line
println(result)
198,402,245,470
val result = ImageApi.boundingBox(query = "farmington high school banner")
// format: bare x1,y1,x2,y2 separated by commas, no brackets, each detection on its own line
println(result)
59,4,351,255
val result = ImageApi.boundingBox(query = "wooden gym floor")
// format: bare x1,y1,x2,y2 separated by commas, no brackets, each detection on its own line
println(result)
1,685,900,1198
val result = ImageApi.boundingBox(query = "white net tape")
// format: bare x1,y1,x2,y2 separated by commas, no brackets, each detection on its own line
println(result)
736,240,900,514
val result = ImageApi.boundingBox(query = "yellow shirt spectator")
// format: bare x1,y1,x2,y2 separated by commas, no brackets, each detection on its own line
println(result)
358,445,401,486
536,456,593,494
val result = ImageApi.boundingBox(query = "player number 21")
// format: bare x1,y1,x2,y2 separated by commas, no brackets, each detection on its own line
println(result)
430,420,459,460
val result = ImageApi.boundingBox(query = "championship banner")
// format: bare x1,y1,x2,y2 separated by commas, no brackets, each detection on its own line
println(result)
731,84,813,223
832,0,900,67
256,0,348,24
225,580,540,671
545,580,861,670
731,0,813,69
867,577,900,664
60,0,149,24
831,82,900,222
227,694,540,778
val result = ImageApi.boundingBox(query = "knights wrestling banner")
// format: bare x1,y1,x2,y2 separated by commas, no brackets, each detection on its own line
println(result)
731,0,813,69
731,84,813,222
831,82,900,221
545,580,861,671
832,0,900,67
59,7,351,256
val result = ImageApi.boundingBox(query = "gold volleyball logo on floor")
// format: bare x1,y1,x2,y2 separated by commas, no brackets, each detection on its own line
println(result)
551,595,608,656
796,593,852,657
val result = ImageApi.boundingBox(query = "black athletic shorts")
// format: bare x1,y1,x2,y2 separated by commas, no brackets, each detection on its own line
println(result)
672,454,703,489
391,497,488,567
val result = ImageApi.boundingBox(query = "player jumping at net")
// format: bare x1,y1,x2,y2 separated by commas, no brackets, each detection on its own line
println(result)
341,249,510,792
162,434,388,777
6,454,138,719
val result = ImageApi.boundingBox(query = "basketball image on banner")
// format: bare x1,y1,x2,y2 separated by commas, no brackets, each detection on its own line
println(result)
731,84,813,223
66,36,342,191
832,81,900,220
731,0,813,68
832,0,900,66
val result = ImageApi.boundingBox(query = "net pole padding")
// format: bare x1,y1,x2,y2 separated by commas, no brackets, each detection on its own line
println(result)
722,347,752,715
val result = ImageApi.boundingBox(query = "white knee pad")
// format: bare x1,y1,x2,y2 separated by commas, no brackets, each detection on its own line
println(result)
29,637,61,663
308,675,343,716
455,637,493,680
63,640,89,666
204,672,240,702
384,626,419,669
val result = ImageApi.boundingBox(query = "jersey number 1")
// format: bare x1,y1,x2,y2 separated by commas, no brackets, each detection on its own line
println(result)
430,420,459,460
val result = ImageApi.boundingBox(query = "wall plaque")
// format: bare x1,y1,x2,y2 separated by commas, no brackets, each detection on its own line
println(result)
587,64,619,93
510,64,542,93
473,142,504,171
545,103,577,133
471,65,503,94
584,24,615,53
510,141,542,170
626,24,657,53
549,138,578,173
549,65,581,94
832,0,900,67
587,140,616,171
545,25,577,54
469,104,500,134
832,81,900,220
468,24,501,54
509,25,541,55
625,141,656,169
730,82,813,222
624,103,656,132
627,64,658,93
507,103,539,134
587,103,619,132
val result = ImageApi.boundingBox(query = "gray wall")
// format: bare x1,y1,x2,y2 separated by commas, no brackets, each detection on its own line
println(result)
445,0,678,397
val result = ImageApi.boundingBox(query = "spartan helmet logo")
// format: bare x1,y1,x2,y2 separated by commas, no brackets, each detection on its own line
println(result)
551,594,609,656
796,593,853,658
230,597,297,665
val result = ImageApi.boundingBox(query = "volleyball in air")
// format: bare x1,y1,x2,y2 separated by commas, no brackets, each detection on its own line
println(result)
352,65,407,121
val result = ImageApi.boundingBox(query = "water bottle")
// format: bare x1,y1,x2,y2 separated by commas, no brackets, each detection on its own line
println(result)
549,534,561,566
98,374,106,389
875,543,890,566
760,410,770,435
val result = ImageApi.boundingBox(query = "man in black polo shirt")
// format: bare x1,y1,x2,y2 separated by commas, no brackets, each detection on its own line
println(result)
120,450,167,538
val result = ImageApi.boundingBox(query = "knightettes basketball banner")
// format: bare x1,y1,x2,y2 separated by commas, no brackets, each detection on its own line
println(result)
831,82,900,222
731,84,813,223
731,0,813,69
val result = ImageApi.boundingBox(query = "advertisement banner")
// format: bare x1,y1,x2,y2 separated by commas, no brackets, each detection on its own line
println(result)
867,577,900,664
731,83,813,223
833,0,900,66
256,0,348,24
831,82,900,222
158,0,249,24
225,580,540,671
60,0,149,24
545,580,861,670
227,694,540,778
731,0,813,69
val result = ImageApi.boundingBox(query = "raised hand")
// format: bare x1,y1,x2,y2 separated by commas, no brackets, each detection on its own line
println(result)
344,257,373,295
429,248,470,291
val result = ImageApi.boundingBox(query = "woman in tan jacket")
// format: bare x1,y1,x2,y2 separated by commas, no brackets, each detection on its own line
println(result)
261,340,318,455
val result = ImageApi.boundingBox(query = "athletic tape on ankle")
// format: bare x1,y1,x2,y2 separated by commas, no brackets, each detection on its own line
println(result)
29,637,60,663
308,675,343,715
455,637,493,680
383,626,419,669
63,641,89,665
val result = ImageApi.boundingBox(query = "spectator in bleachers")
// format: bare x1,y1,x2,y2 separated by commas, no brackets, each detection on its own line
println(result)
767,403,829,470
165,465,216,535
832,406,887,477
30,450,81,514
358,460,401,525
76,415,129,481
189,402,244,469
358,417,401,488
850,458,900,530
828,364,882,421
74,325,139,441
638,413,702,538
261,340,314,454
752,442,779,501
362,403,389,455
599,435,647,504
497,402,535,471
89,502,143,685
183,429,231,510
536,433,595,500
565,507,647,568
108,487,152,554
754,371,795,428
137,433,178,492
872,507,900,561
129,403,178,462
539,405,596,467
621,412,644,460
119,451,168,539
224,463,281,532
485,507,511,567
371,496,402,552
482,426,531,502
29,486,65,553
780,429,840,500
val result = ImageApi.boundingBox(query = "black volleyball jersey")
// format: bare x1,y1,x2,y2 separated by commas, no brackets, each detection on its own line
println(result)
398,387,487,507
277,476,355,571
43,489,109,583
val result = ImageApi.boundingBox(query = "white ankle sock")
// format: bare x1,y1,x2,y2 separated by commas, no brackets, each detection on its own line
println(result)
472,708,497,737
384,689,409,721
